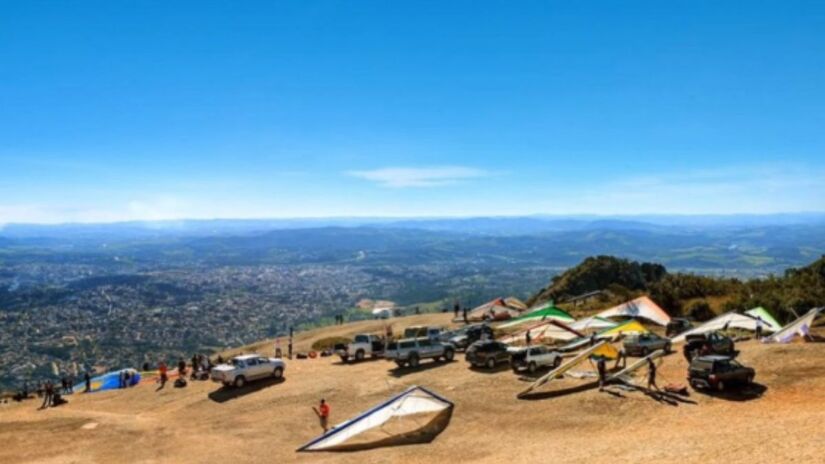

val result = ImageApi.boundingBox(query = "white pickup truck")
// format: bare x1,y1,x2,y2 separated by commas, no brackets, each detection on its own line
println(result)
336,334,386,363
211,354,285,388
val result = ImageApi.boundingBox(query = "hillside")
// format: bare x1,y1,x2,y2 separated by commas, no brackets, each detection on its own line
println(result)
2,312,824,464
531,255,825,323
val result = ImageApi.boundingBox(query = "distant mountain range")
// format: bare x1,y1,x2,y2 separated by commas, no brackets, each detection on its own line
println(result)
1,214,824,275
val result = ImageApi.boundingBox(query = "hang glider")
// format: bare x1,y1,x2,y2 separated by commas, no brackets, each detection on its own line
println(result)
497,302,575,329
74,368,141,393
499,319,584,345
597,319,649,340
608,349,665,385
297,386,453,452
558,319,648,352
670,311,776,344
745,307,782,331
466,297,525,322
518,341,607,397
763,307,822,344
570,316,618,332
596,296,672,326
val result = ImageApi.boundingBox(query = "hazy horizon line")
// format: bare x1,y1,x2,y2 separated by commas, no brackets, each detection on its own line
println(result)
3,211,825,228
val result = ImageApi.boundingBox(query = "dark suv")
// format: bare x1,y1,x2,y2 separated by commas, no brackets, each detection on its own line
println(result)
447,324,494,351
666,318,692,337
622,333,672,357
683,331,735,362
688,355,755,391
465,340,510,369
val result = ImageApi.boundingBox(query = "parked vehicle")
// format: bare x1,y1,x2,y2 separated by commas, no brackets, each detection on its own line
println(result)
465,340,510,369
688,355,755,391
403,326,445,340
210,354,285,388
445,323,493,350
335,334,385,363
509,345,563,374
666,318,693,337
385,337,455,368
623,333,672,356
684,331,736,361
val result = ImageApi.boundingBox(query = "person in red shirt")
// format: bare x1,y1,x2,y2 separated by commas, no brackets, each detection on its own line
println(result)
313,399,330,433
157,361,168,390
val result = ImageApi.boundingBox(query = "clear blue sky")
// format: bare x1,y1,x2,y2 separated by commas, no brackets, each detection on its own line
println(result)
1,1,824,223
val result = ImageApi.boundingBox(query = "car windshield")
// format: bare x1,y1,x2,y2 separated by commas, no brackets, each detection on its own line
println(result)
231,359,246,367
400,341,415,349
387,341,398,350
354,335,369,343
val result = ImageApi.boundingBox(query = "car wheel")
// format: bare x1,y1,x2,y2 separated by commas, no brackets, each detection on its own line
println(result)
272,367,283,379
355,350,365,362
444,349,455,362
486,358,496,369
341,355,349,363
528,362,537,374
409,354,420,368
395,360,406,368
553,357,562,368
234,376,246,388
716,380,725,392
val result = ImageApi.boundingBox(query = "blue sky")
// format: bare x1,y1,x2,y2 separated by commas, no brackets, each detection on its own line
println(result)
1,1,824,223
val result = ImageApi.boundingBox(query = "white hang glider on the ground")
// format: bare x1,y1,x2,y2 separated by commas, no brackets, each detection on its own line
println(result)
762,307,822,344
297,386,454,452
518,341,608,397
670,311,778,344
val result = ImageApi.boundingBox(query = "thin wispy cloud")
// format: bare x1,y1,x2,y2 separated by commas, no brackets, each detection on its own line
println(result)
347,166,489,188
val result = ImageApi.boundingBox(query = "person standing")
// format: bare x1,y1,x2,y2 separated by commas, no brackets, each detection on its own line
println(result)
647,357,658,391
84,372,91,392
288,327,294,360
755,316,764,340
41,380,53,409
525,330,532,346
275,338,282,358
313,399,331,433
158,361,168,390
597,357,607,392
453,301,460,319
462,306,468,324
177,358,187,378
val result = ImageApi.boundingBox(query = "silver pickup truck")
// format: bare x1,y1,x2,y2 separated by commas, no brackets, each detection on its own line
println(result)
211,354,285,388
384,337,455,368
